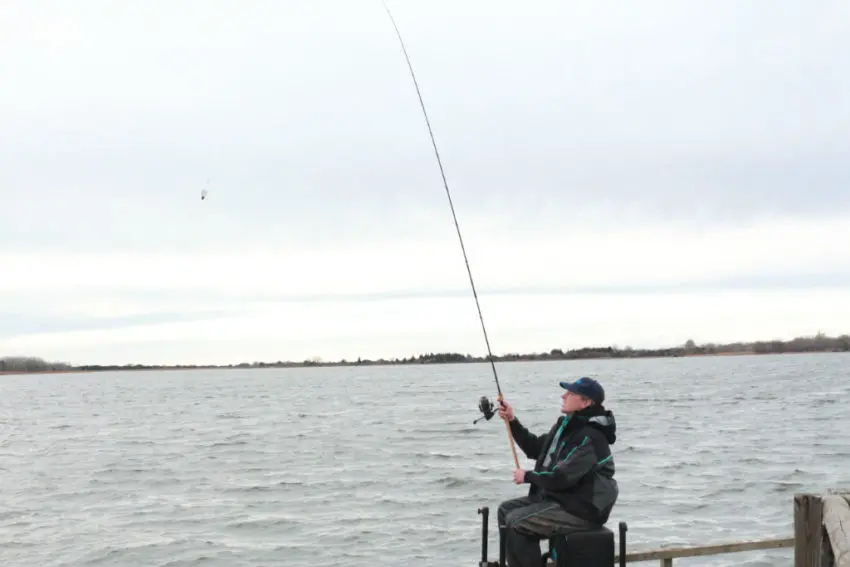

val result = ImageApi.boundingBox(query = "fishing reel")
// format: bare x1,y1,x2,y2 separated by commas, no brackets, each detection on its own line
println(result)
473,395,498,425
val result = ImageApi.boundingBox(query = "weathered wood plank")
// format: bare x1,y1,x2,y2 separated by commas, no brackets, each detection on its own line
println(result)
796,493,825,567
540,536,794,565
823,494,850,567
614,537,793,563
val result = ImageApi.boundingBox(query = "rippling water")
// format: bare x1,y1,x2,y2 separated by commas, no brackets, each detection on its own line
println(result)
1,353,849,566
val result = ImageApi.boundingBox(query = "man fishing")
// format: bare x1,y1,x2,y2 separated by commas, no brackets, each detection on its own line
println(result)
496,377,618,567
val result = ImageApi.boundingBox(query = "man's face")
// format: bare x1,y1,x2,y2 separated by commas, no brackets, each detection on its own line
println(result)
561,390,591,413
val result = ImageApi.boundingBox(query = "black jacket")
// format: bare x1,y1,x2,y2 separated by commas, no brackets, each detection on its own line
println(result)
509,404,618,525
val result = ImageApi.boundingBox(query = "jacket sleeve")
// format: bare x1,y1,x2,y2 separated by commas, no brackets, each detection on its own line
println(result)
508,418,547,461
524,434,596,491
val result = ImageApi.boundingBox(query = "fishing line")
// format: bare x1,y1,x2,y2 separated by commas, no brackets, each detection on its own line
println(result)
382,1,519,468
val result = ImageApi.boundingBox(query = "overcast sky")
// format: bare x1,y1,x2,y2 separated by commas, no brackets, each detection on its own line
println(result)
2,0,849,366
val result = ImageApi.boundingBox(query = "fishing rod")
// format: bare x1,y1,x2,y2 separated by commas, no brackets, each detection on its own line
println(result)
382,1,520,469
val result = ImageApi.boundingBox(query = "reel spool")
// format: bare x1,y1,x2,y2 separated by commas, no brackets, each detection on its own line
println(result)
473,395,497,424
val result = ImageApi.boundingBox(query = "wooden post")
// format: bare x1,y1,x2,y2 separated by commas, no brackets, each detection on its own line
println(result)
823,494,850,567
795,493,824,567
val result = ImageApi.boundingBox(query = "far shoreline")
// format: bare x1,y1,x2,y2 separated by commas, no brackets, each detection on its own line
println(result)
2,332,848,376
0,349,841,377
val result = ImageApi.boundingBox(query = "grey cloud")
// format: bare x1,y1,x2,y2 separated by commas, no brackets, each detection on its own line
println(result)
2,1,849,254
4,268,849,342
0,308,240,342
15,268,850,309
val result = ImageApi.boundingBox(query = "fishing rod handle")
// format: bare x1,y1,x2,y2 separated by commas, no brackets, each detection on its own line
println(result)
497,394,521,468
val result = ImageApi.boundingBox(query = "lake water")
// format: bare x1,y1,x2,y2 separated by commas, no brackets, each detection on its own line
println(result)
1,353,849,567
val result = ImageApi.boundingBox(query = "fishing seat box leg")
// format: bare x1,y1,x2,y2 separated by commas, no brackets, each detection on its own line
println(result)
540,525,615,567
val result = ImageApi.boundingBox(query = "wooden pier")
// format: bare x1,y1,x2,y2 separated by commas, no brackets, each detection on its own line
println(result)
546,491,850,566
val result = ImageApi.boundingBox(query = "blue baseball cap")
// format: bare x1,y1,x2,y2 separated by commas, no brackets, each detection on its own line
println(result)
559,377,605,405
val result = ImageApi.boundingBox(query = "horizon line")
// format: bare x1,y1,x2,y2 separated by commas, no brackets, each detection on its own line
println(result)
2,331,848,370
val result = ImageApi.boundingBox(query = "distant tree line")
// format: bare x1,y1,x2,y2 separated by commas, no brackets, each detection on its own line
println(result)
0,356,73,373
2,332,848,374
